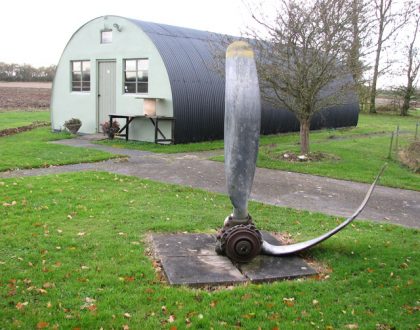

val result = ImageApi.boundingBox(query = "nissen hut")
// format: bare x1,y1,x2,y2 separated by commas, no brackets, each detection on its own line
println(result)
51,15,359,144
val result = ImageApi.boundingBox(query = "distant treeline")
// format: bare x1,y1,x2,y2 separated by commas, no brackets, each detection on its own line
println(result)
0,62,56,82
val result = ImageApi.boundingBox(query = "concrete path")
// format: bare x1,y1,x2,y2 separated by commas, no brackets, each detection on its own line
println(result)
1,137,419,229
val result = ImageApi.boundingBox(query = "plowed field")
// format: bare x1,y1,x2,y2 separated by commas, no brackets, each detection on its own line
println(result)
0,82,51,109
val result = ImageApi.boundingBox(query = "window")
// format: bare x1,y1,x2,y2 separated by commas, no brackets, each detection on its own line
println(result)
124,59,149,94
71,60,90,92
101,30,112,43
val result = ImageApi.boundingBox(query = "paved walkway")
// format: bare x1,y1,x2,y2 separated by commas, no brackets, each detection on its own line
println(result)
1,137,419,229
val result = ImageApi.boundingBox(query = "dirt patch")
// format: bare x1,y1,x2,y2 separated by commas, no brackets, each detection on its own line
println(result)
271,150,340,162
0,121,50,137
399,141,420,173
0,85,51,109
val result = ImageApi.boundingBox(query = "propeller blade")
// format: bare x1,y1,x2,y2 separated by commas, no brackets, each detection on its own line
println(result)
261,164,387,255
224,41,261,220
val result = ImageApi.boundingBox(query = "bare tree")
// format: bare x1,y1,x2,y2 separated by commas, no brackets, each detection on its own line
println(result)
368,0,411,113
400,10,420,116
346,0,373,111
247,0,354,154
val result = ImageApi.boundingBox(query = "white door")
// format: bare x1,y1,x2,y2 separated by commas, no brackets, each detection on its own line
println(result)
98,61,116,132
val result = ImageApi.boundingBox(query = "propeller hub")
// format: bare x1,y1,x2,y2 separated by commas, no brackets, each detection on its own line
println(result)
217,224,262,263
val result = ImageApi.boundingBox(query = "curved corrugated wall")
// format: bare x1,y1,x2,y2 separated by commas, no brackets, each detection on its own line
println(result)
131,19,359,143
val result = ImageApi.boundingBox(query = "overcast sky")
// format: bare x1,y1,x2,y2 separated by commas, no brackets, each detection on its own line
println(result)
0,0,414,88
0,0,253,67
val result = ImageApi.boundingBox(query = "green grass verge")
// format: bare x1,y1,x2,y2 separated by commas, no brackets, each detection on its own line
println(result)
214,114,420,191
0,110,51,130
0,128,119,171
255,134,418,191
0,172,418,329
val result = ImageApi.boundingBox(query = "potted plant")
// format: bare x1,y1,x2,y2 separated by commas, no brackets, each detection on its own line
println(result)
63,118,82,134
100,120,120,139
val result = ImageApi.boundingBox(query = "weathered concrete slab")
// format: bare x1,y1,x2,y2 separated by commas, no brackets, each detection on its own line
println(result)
151,233,218,256
238,255,316,282
239,231,317,282
160,255,247,286
150,232,317,286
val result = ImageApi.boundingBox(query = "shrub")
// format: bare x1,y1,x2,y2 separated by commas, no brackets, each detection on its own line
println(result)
100,121,120,139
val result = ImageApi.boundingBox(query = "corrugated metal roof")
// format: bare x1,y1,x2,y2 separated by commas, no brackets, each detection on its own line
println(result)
130,19,359,143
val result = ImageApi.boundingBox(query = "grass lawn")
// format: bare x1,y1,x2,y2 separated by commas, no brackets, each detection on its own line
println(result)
0,172,418,329
215,114,420,191
0,110,51,130
0,128,119,172
254,134,419,191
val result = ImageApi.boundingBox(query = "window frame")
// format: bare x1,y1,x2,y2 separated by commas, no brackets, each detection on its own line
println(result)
123,58,149,94
71,60,91,92
100,29,113,44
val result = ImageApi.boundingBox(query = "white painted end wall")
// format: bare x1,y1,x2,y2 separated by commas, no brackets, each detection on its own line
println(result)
51,16,173,142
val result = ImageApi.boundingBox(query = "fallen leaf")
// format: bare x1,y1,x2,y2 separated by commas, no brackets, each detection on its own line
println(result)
312,299,319,306
168,315,176,323
36,321,49,329
122,325,130,330
345,324,358,329
47,302,52,308
7,289,17,296
3,201,17,207
16,302,28,310
283,297,295,307
87,304,97,312
77,232,86,236
123,313,131,319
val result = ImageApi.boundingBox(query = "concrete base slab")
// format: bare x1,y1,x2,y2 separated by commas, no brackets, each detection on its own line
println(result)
239,255,316,282
150,232,317,286
160,255,247,286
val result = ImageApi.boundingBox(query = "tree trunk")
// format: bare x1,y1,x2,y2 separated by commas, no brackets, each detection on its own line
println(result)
401,84,412,116
370,0,387,114
300,119,310,154
369,35,383,114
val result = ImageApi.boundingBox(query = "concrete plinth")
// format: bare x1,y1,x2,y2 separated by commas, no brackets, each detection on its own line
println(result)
150,232,317,286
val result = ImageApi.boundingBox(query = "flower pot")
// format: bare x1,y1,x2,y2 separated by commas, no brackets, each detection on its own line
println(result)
66,123,81,134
